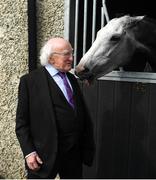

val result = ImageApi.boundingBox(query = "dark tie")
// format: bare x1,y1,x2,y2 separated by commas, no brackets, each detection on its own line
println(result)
58,72,75,108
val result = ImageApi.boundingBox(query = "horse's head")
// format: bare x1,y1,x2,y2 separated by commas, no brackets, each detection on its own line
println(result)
75,15,147,83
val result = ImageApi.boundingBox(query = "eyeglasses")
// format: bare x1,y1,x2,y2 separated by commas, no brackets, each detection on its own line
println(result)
52,51,74,57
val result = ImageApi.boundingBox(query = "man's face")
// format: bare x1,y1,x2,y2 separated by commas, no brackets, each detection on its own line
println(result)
49,41,73,72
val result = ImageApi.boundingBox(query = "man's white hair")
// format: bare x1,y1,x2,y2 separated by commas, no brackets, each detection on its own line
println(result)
39,40,54,66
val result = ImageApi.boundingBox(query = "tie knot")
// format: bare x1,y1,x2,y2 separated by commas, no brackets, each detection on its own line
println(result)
58,72,66,79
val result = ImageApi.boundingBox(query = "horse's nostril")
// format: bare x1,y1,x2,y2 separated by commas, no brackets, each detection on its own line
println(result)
75,66,94,81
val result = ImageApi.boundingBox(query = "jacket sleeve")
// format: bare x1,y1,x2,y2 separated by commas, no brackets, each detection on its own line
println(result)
15,75,35,157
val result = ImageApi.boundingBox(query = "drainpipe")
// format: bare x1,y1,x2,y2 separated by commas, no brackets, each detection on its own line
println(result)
27,0,37,72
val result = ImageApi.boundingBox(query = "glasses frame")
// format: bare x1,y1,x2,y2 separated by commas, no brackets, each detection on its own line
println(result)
52,50,74,57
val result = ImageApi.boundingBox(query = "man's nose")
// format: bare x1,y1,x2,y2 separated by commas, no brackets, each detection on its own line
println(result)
69,55,73,61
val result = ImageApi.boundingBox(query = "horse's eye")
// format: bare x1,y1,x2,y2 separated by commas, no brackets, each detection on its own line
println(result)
110,35,121,41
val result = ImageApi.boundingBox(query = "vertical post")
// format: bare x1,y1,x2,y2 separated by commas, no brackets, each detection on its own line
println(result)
101,7,105,28
102,0,109,23
27,0,37,72
83,0,88,55
92,0,97,44
74,0,79,68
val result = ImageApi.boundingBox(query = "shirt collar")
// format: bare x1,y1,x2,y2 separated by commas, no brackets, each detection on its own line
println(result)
45,63,59,77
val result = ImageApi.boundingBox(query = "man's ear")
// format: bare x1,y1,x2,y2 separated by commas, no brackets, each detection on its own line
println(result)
49,56,54,65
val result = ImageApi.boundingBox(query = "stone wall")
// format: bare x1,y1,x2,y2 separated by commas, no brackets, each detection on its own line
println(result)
0,0,64,178
36,0,64,64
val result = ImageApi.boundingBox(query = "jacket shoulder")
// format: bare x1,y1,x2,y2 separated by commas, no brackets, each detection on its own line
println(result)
20,67,44,81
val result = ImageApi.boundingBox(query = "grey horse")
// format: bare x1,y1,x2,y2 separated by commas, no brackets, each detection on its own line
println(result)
75,15,156,83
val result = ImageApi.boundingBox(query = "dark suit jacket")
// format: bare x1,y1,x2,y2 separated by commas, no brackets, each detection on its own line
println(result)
15,67,95,176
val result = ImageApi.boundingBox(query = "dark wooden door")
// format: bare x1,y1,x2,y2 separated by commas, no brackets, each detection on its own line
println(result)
80,79,156,178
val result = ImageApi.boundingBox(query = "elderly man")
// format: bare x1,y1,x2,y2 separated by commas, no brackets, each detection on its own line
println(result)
15,37,95,179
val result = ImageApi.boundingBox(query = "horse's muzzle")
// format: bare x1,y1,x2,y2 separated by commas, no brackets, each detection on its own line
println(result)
75,68,94,82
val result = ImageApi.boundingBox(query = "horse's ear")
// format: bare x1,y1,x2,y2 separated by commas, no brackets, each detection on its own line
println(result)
137,16,145,20
133,16,145,25
140,15,146,20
